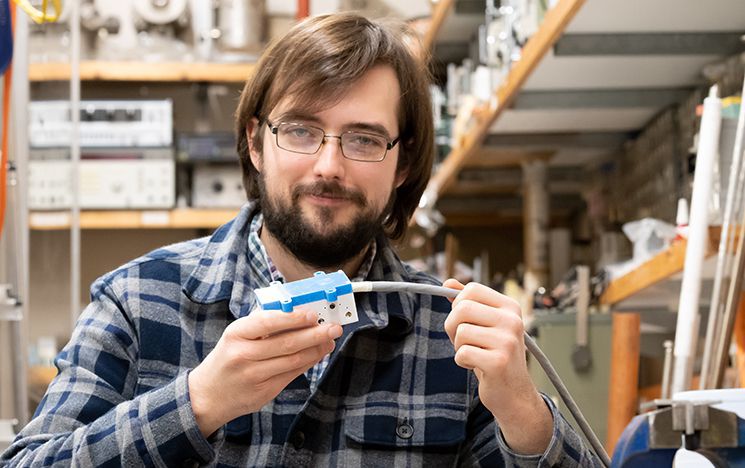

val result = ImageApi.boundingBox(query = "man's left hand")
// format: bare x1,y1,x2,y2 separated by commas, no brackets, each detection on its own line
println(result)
443,279,553,455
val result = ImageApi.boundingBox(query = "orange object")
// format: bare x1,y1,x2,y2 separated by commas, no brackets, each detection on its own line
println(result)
734,292,745,387
0,4,14,240
606,312,641,454
296,0,309,20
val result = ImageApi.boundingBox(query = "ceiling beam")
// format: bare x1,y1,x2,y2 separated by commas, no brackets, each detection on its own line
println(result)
555,32,745,56
438,193,584,213
462,149,554,168
513,88,692,109
483,131,634,148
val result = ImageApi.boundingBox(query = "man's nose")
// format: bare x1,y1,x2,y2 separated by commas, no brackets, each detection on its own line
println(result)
312,136,346,179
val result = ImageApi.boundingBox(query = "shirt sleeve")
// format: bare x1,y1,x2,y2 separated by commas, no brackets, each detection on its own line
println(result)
494,394,604,467
0,278,220,467
460,379,604,467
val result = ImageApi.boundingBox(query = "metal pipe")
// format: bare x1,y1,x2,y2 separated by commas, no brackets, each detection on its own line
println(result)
701,73,745,389
661,340,673,399
712,191,745,386
9,3,30,426
70,0,81,330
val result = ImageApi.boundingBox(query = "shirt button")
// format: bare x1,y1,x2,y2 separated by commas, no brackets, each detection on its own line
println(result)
396,422,413,439
291,430,306,450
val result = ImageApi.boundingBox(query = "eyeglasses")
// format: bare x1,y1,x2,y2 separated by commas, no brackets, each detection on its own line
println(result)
264,120,400,162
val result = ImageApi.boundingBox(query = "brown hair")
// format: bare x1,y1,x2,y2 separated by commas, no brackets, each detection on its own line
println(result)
234,12,434,240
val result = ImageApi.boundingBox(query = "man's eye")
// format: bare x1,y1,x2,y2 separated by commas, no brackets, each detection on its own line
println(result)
350,134,379,146
288,127,311,137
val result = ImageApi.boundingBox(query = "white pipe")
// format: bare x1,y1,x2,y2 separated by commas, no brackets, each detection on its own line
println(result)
671,85,722,395
700,74,745,389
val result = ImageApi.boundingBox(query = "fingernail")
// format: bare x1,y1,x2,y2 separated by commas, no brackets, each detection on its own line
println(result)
305,310,317,322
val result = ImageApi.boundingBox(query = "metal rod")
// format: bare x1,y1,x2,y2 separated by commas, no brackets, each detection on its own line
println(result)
661,340,674,399
9,3,30,426
712,191,745,386
701,73,745,389
70,0,81,329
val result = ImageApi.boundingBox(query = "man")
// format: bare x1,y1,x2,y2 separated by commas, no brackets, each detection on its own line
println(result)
2,13,600,467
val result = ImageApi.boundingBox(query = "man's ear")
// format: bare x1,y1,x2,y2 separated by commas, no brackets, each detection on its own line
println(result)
246,117,262,171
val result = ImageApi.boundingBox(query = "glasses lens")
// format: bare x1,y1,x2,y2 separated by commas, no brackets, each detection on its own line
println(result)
277,123,323,154
341,132,387,161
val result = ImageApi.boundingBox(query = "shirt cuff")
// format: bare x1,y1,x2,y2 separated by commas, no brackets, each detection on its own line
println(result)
494,394,561,467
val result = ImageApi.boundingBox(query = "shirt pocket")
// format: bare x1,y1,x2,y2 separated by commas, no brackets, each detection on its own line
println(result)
343,401,467,465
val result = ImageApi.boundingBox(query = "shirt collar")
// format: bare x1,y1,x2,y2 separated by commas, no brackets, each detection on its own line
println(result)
182,201,414,331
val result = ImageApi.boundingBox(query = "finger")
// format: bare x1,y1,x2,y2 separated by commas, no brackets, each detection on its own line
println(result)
444,299,506,343
452,322,523,356
451,282,521,316
442,278,465,303
447,299,524,335
246,322,342,360
247,341,335,382
454,344,510,375
232,307,319,340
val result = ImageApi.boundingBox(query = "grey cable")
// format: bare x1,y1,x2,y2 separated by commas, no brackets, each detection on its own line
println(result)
352,281,611,467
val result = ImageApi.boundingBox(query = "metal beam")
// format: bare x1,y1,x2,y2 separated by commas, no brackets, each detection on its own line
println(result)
438,193,584,213
454,0,487,15
432,41,471,64
555,32,745,56
483,131,634,148
513,88,691,110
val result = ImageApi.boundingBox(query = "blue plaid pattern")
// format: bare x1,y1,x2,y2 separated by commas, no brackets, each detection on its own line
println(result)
2,202,601,467
246,213,377,393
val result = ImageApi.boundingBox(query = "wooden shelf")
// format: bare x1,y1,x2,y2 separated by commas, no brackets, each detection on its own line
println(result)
29,208,239,230
600,227,740,305
421,0,456,52
28,61,256,83
425,0,586,198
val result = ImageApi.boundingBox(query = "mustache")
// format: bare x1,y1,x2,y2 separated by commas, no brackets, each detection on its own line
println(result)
293,181,366,206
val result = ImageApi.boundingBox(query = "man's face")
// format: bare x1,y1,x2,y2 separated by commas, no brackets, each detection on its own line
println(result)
248,65,407,268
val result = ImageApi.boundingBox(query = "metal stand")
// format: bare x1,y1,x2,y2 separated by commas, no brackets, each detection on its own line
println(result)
1,4,31,428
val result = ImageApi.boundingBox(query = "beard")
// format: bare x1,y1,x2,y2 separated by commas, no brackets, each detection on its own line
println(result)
259,175,392,270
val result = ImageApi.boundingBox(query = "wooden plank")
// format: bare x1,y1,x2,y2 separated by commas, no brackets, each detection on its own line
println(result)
600,239,689,305
421,0,456,52
29,209,238,230
426,0,586,197
462,149,553,168
445,232,459,279
29,61,256,83
600,227,730,305
606,312,640,455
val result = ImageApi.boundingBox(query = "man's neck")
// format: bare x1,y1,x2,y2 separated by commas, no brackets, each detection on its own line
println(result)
259,226,370,283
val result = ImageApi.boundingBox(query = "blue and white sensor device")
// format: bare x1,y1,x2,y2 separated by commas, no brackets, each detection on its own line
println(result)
253,271,359,325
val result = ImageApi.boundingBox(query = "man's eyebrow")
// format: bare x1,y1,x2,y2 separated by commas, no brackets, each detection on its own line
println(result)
273,111,395,140
343,122,394,139
273,111,322,125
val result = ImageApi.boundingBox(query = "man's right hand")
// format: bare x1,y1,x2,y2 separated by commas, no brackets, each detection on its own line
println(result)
188,308,343,437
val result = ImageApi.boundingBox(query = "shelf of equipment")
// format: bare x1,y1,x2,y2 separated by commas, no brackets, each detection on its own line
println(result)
599,227,735,305
425,0,586,199
28,61,256,82
29,208,239,230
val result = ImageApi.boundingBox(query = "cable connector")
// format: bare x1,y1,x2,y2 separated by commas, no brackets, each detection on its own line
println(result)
253,270,359,325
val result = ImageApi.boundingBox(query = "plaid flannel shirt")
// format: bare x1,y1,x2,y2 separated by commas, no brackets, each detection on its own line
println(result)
2,202,600,467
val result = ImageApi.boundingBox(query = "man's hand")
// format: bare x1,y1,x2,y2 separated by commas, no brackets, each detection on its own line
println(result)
443,279,553,455
188,308,343,437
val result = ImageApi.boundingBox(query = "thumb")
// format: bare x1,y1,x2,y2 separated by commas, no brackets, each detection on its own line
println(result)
442,278,465,303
